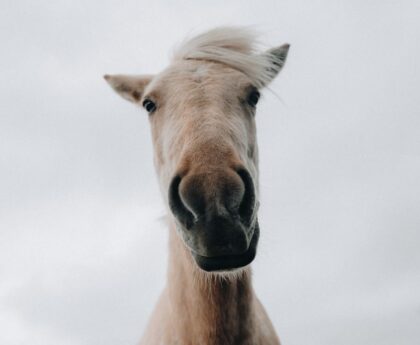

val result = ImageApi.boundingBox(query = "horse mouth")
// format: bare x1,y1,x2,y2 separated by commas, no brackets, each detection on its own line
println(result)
191,223,260,272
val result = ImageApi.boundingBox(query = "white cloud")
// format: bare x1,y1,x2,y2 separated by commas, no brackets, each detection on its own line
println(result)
1,1,419,344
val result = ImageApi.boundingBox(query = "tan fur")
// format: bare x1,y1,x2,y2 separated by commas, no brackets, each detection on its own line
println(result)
104,27,289,345
141,224,280,345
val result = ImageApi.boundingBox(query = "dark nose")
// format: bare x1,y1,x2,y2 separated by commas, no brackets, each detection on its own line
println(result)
168,168,256,257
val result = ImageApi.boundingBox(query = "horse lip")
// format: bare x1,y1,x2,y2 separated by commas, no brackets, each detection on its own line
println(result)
191,223,260,272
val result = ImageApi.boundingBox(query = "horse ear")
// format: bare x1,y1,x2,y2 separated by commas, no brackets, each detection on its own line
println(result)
263,43,290,85
104,74,153,103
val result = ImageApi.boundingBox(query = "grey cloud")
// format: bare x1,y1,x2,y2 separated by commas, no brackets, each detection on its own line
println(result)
1,1,419,344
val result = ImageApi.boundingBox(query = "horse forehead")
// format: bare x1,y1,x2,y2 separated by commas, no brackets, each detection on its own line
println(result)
160,61,243,90
190,63,211,82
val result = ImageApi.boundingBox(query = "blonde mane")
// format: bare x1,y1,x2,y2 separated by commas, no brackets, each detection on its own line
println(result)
172,27,281,88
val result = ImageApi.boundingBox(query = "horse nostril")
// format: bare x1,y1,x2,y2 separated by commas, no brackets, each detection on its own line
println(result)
168,175,195,229
237,169,256,225
169,169,256,230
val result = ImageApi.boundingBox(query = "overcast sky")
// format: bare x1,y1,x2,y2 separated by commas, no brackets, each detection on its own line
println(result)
1,1,419,345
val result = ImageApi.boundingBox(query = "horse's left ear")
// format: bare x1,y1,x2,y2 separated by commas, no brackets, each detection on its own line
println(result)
262,43,290,85
104,74,153,104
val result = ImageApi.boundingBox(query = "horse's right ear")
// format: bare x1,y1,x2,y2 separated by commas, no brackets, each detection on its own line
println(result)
104,74,153,104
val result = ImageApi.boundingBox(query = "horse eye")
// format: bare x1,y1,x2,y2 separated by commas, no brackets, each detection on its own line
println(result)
142,99,156,113
247,90,260,107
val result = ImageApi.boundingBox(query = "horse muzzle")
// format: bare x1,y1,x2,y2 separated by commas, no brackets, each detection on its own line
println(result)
168,167,259,271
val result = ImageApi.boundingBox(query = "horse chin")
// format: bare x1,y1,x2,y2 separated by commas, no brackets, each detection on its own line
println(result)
190,222,260,273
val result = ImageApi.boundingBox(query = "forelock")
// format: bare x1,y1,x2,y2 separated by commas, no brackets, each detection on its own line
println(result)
172,27,277,88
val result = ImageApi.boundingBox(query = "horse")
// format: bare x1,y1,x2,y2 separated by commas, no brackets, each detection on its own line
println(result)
104,27,289,345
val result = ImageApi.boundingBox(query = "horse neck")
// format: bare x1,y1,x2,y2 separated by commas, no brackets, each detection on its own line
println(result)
166,222,257,345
